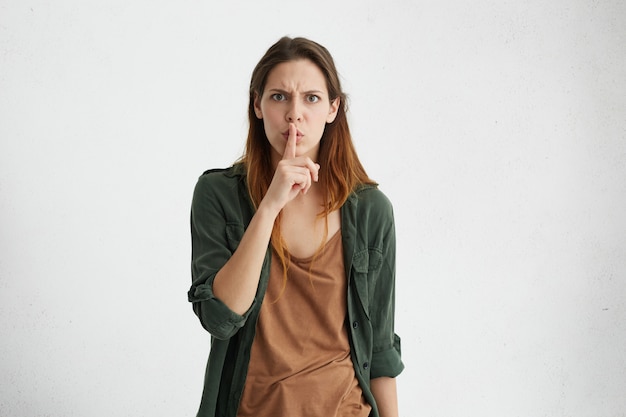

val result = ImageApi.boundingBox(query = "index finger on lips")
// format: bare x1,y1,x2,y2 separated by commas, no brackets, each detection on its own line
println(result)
282,123,297,160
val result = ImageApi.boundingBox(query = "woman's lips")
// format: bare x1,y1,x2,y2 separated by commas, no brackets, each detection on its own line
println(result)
282,130,304,141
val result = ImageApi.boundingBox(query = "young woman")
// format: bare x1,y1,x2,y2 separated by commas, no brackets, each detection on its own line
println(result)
189,36,403,417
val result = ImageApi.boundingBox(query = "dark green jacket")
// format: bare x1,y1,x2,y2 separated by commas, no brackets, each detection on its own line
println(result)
189,165,404,417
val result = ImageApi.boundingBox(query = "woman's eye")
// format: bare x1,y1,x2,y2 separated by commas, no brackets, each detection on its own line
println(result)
271,93,286,101
307,95,320,103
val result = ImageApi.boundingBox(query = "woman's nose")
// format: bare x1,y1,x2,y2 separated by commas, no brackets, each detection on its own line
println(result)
286,101,302,122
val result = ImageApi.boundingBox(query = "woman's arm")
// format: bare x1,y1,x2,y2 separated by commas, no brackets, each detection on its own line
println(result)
361,189,403,414
211,203,277,315
213,123,319,315
371,377,399,417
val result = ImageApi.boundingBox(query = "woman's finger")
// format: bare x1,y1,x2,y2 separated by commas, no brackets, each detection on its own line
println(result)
282,123,297,160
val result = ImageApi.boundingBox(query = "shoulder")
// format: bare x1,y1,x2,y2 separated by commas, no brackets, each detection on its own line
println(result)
351,184,394,217
194,164,246,194
346,184,396,235
192,164,248,215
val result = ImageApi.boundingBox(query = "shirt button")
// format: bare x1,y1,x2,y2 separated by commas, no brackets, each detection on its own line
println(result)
352,321,359,329
363,362,369,370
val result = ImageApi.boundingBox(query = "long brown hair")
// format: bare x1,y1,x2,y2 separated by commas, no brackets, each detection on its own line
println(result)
238,36,376,292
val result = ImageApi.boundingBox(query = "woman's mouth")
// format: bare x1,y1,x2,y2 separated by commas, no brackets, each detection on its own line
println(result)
282,130,304,141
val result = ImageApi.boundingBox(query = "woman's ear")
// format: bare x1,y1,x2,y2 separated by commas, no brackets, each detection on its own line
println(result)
253,92,263,119
326,97,340,123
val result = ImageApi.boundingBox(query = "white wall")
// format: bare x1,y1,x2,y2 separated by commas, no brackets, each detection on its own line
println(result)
1,1,625,416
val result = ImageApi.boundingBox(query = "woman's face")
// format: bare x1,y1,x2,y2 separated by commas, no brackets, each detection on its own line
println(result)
254,59,340,165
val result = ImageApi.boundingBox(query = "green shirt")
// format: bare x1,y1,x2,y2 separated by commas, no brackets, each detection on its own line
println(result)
189,165,404,417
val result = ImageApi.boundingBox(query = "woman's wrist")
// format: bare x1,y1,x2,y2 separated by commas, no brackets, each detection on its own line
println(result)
256,198,282,222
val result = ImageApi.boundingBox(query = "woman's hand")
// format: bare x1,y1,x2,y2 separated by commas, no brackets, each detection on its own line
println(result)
260,123,320,215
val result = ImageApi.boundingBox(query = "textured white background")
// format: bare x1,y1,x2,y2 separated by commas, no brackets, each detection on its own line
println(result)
1,0,625,416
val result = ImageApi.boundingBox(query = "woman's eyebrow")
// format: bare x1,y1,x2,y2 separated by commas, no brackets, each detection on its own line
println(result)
267,88,325,95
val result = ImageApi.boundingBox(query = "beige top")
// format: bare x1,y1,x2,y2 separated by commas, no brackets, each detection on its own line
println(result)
237,231,371,417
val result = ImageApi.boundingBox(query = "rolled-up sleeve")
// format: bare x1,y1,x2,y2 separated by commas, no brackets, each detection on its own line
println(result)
188,172,255,340
371,333,403,379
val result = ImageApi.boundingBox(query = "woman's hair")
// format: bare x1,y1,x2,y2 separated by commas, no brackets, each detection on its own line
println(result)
238,36,376,294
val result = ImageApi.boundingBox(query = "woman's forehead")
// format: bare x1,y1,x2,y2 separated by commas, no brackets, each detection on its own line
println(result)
265,59,328,93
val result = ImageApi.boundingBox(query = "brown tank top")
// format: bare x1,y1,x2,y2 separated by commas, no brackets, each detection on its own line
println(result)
237,231,371,417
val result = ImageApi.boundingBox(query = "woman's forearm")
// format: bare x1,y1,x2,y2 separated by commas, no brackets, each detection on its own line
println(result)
371,377,399,417
212,204,278,315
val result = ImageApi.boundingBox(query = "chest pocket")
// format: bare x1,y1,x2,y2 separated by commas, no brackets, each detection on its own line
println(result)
351,248,383,319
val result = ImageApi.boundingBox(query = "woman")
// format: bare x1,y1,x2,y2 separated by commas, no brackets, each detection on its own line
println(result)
189,36,403,417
